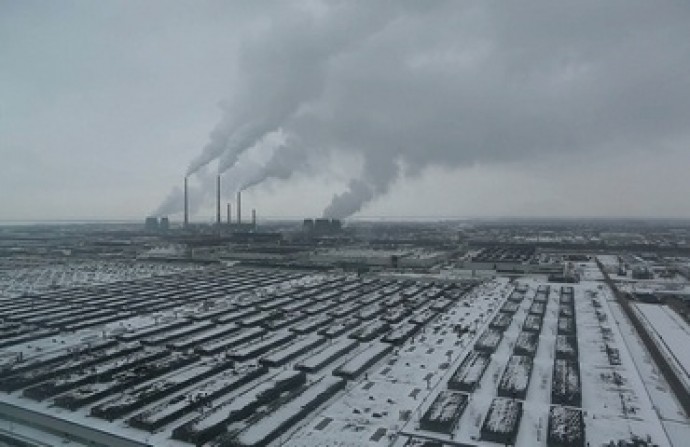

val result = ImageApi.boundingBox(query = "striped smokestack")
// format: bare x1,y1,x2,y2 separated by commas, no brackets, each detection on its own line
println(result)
236,190,242,224
183,176,189,228
216,175,221,225
252,208,256,227
227,203,231,225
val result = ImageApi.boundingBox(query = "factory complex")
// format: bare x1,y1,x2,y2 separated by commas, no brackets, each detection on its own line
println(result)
0,219,689,447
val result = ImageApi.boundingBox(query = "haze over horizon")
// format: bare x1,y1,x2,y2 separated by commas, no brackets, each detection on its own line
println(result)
3,1,690,221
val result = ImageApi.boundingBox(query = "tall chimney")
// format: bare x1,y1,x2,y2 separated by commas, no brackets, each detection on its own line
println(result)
252,208,256,227
236,190,242,225
183,176,189,228
216,175,221,226
227,203,231,225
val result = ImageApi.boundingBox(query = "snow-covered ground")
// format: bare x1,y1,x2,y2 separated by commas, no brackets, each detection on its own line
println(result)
633,303,690,391
618,281,690,296
0,263,688,447
0,261,203,298
284,278,511,447
607,299,690,447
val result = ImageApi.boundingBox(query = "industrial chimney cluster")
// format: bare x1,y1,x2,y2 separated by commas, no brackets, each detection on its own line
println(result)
147,176,257,233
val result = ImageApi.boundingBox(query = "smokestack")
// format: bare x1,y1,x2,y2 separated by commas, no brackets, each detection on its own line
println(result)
216,175,221,226
183,176,189,228
252,209,256,227
227,203,231,225
237,190,242,225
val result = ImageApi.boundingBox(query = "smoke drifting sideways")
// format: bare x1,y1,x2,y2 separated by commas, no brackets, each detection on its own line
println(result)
154,130,305,217
154,167,214,218
184,2,398,179
156,1,690,219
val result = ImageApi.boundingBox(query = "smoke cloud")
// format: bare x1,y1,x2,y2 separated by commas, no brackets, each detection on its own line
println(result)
154,168,216,217
160,1,690,218
186,1,404,178
323,179,374,219
239,145,309,192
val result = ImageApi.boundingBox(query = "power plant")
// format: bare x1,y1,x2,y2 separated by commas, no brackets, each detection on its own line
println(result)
147,176,260,236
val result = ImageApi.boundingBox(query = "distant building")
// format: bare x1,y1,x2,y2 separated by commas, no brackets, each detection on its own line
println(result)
303,219,315,233
159,217,170,232
144,217,159,232
309,247,448,268
314,218,332,234
547,273,580,283
632,266,654,280
304,218,343,235
634,292,662,304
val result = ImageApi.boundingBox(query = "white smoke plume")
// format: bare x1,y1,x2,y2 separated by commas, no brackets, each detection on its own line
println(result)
323,179,374,219
239,145,310,193
158,1,690,219
188,1,402,177
153,167,216,217
220,160,262,197
156,1,409,218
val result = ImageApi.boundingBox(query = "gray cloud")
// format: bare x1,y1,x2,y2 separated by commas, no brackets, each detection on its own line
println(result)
169,0,690,218
185,1,408,177
154,168,216,217
4,1,690,220
238,143,310,193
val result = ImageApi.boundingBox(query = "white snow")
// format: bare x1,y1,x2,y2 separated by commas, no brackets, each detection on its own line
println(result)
633,303,690,390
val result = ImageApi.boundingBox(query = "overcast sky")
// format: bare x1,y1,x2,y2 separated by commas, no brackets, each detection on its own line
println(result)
2,1,690,221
